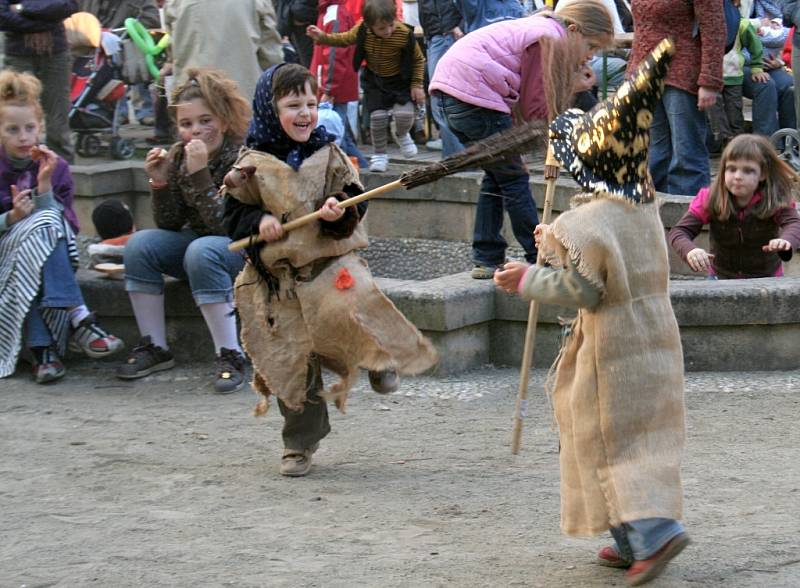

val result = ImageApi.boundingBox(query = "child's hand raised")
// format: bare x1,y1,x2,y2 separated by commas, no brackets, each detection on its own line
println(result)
144,147,169,184
31,145,58,194
319,196,344,221
762,238,792,253
306,25,323,40
8,185,33,224
259,214,285,242
494,261,530,294
184,139,209,175
686,247,715,272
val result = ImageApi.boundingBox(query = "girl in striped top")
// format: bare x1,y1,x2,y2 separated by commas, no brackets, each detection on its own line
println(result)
0,70,123,384
307,0,426,172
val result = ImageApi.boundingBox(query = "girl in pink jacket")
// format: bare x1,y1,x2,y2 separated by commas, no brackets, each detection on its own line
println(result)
429,0,614,279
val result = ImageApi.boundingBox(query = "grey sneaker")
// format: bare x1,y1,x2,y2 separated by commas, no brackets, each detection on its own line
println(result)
214,348,245,394
280,442,319,477
471,264,500,279
368,369,399,394
116,336,175,379
69,312,124,358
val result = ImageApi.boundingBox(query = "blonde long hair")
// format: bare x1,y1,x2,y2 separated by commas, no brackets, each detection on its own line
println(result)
170,68,251,140
540,0,615,120
709,134,798,220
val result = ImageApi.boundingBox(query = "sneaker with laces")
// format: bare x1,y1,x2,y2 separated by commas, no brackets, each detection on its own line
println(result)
368,368,399,394
31,346,66,384
626,533,690,586
214,347,246,394
69,313,125,358
369,154,388,172
397,133,418,158
116,336,175,379
280,442,319,477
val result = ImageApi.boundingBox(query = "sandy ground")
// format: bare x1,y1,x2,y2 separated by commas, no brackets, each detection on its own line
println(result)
2,363,799,588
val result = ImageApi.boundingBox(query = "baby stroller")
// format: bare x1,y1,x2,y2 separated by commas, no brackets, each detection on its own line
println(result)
65,12,136,159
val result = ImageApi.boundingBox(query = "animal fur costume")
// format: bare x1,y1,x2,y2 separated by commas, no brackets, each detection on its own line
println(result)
524,39,686,536
229,143,438,413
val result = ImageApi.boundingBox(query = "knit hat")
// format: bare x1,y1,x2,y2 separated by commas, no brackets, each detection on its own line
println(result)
549,38,675,204
92,199,134,240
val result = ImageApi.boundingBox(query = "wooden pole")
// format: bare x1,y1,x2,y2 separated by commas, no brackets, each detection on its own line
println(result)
511,144,560,455
227,179,404,252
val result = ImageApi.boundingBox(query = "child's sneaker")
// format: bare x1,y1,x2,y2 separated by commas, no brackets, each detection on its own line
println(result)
31,346,66,384
369,154,389,172
116,336,175,379
69,313,125,358
214,347,246,394
471,264,501,279
397,133,418,158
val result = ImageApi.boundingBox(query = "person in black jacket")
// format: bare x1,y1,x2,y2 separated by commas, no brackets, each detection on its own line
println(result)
418,0,464,157
277,0,317,67
0,0,79,162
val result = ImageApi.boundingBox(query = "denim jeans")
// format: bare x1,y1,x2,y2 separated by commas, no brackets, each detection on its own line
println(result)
26,239,85,347
649,86,710,196
437,93,539,265
427,33,464,158
611,518,685,561
332,102,368,168
742,66,795,136
124,229,245,305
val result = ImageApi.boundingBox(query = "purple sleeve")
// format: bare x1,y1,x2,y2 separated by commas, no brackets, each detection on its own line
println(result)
776,205,800,261
51,158,79,232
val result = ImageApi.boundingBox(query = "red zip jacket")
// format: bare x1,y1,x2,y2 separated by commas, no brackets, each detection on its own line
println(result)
310,0,359,104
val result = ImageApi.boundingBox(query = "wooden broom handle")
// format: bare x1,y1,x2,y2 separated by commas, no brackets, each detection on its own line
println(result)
511,144,559,455
227,179,404,252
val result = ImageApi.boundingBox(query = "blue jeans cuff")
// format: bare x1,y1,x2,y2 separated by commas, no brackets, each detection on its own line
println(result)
125,276,165,295
193,288,234,306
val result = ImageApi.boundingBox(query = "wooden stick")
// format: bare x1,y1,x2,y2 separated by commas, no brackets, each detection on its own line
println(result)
511,145,560,455
227,179,404,252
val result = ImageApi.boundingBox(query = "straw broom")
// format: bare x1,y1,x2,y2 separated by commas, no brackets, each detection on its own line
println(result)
227,121,549,252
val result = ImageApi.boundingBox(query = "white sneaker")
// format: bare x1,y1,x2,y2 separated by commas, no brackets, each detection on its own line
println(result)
369,154,389,172
397,134,418,158
425,138,443,151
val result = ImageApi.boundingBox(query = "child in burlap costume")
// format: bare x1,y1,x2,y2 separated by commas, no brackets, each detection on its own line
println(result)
495,40,690,586
224,64,438,477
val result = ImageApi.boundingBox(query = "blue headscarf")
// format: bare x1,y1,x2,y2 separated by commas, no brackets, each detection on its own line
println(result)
246,64,334,171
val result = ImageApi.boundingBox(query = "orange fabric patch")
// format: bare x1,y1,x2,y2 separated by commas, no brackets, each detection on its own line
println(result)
334,267,354,290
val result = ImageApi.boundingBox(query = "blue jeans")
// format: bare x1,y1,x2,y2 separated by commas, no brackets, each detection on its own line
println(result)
742,66,795,136
649,86,710,196
124,229,244,305
26,239,84,347
427,33,464,158
611,518,685,561
332,102,368,168
437,93,539,265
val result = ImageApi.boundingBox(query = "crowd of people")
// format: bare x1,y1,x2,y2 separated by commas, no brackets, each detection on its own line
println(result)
1,1,800,585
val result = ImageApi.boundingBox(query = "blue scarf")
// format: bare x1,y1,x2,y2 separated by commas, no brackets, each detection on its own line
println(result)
246,64,334,171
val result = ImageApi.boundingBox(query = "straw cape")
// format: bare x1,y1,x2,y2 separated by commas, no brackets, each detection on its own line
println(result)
229,144,438,413
526,38,686,536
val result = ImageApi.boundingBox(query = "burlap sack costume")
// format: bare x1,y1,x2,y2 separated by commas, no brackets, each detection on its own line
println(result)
528,39,686,536
230,143,438,413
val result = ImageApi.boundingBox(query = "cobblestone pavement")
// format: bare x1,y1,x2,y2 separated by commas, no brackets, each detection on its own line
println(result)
2,364,799,587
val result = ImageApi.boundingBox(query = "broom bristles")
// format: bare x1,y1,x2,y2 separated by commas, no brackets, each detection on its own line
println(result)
399,120,549,189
